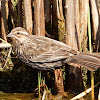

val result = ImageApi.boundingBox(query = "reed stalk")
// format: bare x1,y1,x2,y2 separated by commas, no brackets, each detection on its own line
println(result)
38,71,41,98
88,3,94,100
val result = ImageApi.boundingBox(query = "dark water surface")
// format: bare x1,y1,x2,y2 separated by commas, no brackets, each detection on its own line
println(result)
0,92,33,100
0,91,92,100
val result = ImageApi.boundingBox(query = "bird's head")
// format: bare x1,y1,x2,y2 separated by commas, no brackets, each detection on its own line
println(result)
7,27,29,43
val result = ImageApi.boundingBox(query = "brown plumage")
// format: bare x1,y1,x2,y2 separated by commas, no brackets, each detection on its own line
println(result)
7,27,100,71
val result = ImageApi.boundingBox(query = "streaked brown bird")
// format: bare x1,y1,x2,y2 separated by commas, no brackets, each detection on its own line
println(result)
7,27,100,71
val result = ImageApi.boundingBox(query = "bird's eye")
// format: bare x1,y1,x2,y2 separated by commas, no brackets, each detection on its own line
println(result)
17,32,20,35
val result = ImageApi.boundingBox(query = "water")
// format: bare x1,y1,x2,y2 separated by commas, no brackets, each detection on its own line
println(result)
0,92,33,100
0,91,92,100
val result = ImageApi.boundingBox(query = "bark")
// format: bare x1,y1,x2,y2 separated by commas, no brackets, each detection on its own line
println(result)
65,0,83,93
53,0,64,20
52,0,65,96
1,0,13,70
54,68,67,96
8,0,18,27
65,0,77,49
1,0,8,41
23,0,33,34
44,0,52,36
75,0,80,50
34,0,45,36
44,0,52,23
90,0,99,40
52,0,65,41
18,0,23,27
91,0,100,51
80,0,88,51
0,0,1,11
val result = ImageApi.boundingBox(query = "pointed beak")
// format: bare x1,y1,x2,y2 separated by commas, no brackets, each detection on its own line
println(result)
7,32,15,37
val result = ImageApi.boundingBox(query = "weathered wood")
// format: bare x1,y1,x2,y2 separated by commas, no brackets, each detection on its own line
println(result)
90,0,99,41
53,0,64,20
54,68,67,96
1,0,13,70
44,0,52,23
65,0,83,93
91,0,100,51
75,0,80,51
54,68,64,94
65,0,77,49
18,0,23,27
1,0,8,41
44,0,52,36
80,0,88,51
52,0,65,41
52,0,65,96
0,0,1,11
70,87,92,100
23,0,33,34
8,0,18,27
34,0,45,36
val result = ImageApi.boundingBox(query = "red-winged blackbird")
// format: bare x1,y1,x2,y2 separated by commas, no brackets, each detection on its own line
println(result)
7,27,100,71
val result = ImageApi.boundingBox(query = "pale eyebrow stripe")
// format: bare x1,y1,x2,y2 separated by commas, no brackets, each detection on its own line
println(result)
16,31,29,35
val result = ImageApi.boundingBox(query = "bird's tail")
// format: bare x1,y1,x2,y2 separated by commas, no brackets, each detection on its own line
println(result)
65,52,100,71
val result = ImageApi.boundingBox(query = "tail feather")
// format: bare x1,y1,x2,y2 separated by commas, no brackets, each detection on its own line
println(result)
65,53,100,71
80,53,100,60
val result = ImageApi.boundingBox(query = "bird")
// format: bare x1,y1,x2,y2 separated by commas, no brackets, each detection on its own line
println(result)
7,27,100,71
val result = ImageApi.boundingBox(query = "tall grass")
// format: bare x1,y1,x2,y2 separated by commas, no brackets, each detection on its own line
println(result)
88,3,94,100
38,71,41,98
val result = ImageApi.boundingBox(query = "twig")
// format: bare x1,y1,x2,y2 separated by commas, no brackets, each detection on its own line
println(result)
0,38,12,48
0,43,11,48
70,82,100,100
0,38,7,43
42,91,46,100
34,83,46,92
70,88,91,100
3,47,12,68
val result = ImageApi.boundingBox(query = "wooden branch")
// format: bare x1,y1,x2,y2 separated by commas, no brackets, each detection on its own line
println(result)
8,0,18,27
0,43,11,48
34,0,45,36
0,0,1,11
18,0,23,27
65,0,83,93
1,0,8,41
54,68,65,95
80,0,88,51
71,82,100,100
90,0,99,41
44,0,51,22
52,0,65,96
23,0,33,34
65,0,78,49
53,0,64,20
75,0,80,51
98,88,100,100
42,91,46,100
3,47,12,69
70,88,91,100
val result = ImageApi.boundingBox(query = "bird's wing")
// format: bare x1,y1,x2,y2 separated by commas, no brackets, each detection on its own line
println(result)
29,49,70,63
27,36,78,63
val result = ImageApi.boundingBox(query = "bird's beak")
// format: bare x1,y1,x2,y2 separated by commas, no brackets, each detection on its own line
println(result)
7,32,15,37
